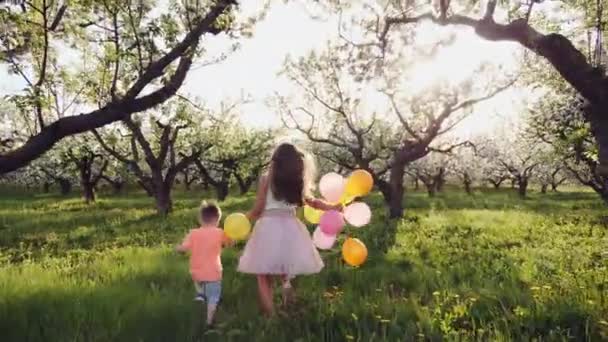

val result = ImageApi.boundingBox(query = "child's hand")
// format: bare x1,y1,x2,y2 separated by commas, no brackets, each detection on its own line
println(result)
175,244,186,253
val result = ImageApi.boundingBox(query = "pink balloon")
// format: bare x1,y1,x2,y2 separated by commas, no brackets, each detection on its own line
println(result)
319,172,345,203
344,202,372,227
312,226,336,250
319,210,345,235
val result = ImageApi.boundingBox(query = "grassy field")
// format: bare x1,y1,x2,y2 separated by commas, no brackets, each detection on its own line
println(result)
1,187,607,341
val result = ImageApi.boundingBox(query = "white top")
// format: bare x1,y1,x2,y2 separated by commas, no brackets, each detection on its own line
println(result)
265,186,296,210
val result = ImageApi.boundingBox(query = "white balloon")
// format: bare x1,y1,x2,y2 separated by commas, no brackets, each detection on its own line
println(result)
319,172,345,203
312,226,337,250
344,202,372,227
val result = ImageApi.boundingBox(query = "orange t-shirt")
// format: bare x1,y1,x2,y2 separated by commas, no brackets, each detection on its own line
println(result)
180,227,229,282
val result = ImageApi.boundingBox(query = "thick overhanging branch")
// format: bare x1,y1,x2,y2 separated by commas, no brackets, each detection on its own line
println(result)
0,1,235,174
428,140,475,154
381,7,608,108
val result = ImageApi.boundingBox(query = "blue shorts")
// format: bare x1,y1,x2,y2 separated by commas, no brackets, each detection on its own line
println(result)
194,281,222,304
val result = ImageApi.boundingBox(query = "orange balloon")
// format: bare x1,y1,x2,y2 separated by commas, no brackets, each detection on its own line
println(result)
342,237,368,267
345,170,373,197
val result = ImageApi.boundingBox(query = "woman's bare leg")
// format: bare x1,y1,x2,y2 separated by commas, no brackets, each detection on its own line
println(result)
257,274,274,316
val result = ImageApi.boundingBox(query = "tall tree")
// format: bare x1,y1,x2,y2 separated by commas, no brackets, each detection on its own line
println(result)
481,133,541,198
31,149,74,195
63,136,108,203
94,100,210,215
277,51,394,202
321,0,608,175
194,121,275,200
278,45,509,217
0,0,239,173
408,154,450,197
449,146,482,195
529,90,608,203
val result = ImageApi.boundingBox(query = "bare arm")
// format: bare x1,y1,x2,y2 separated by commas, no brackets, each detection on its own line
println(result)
246,175,269,221
175,231,192,253
305,197,343,212
222,233,235,247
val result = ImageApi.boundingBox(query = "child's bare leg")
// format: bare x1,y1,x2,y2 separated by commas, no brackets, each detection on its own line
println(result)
257,274,274,316
206,304,217,325
194,281,202,293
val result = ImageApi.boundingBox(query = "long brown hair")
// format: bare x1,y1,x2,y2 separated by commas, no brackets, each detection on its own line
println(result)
269,143,314,206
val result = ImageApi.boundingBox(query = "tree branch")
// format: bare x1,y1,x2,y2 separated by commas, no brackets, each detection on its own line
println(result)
0,1,235,174
91,129,130,164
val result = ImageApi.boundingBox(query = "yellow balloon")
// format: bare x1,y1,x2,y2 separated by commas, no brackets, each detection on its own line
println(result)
345,170,374,197
303,205,323,224
339,192,355,205
342,237,368,267
296,207,305,221
223,213,251,241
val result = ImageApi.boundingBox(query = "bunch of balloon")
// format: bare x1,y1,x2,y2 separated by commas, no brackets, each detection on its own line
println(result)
306,169,373,267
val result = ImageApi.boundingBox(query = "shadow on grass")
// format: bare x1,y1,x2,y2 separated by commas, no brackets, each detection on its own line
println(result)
1,240,604,341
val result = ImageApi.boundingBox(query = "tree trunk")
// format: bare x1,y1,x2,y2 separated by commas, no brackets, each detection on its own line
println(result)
435,168,445,193
202,181,210,191
511,179,516,189
551,182,558,192
600,189,608,205
518,178,528,198
464,180,472,195
414,178,419,191
42,182,50,193
238,182,251,195
492,181,501,189
58,178,71,195
236,177,254,195
79,163,96,204
0,2,236,176
540,183,548,194
112,180,124,194
155,184,172,216
425,183,436,197
376,179,392,204
584,104,608,176
82,182,96,203
215,182,229,201
388,161,405,219
138,180,154,197
462,172,472,195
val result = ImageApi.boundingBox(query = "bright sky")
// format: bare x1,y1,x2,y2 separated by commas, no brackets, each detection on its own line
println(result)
0,0,534,138
181,1,529,137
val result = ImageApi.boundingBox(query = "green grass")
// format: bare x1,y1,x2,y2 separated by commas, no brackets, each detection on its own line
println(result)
1,187,607,341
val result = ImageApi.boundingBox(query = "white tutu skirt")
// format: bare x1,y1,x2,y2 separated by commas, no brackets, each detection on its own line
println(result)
238,209,324,275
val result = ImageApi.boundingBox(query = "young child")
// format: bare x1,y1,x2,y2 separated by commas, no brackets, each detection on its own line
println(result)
237,143,342,316
176,202,230,326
